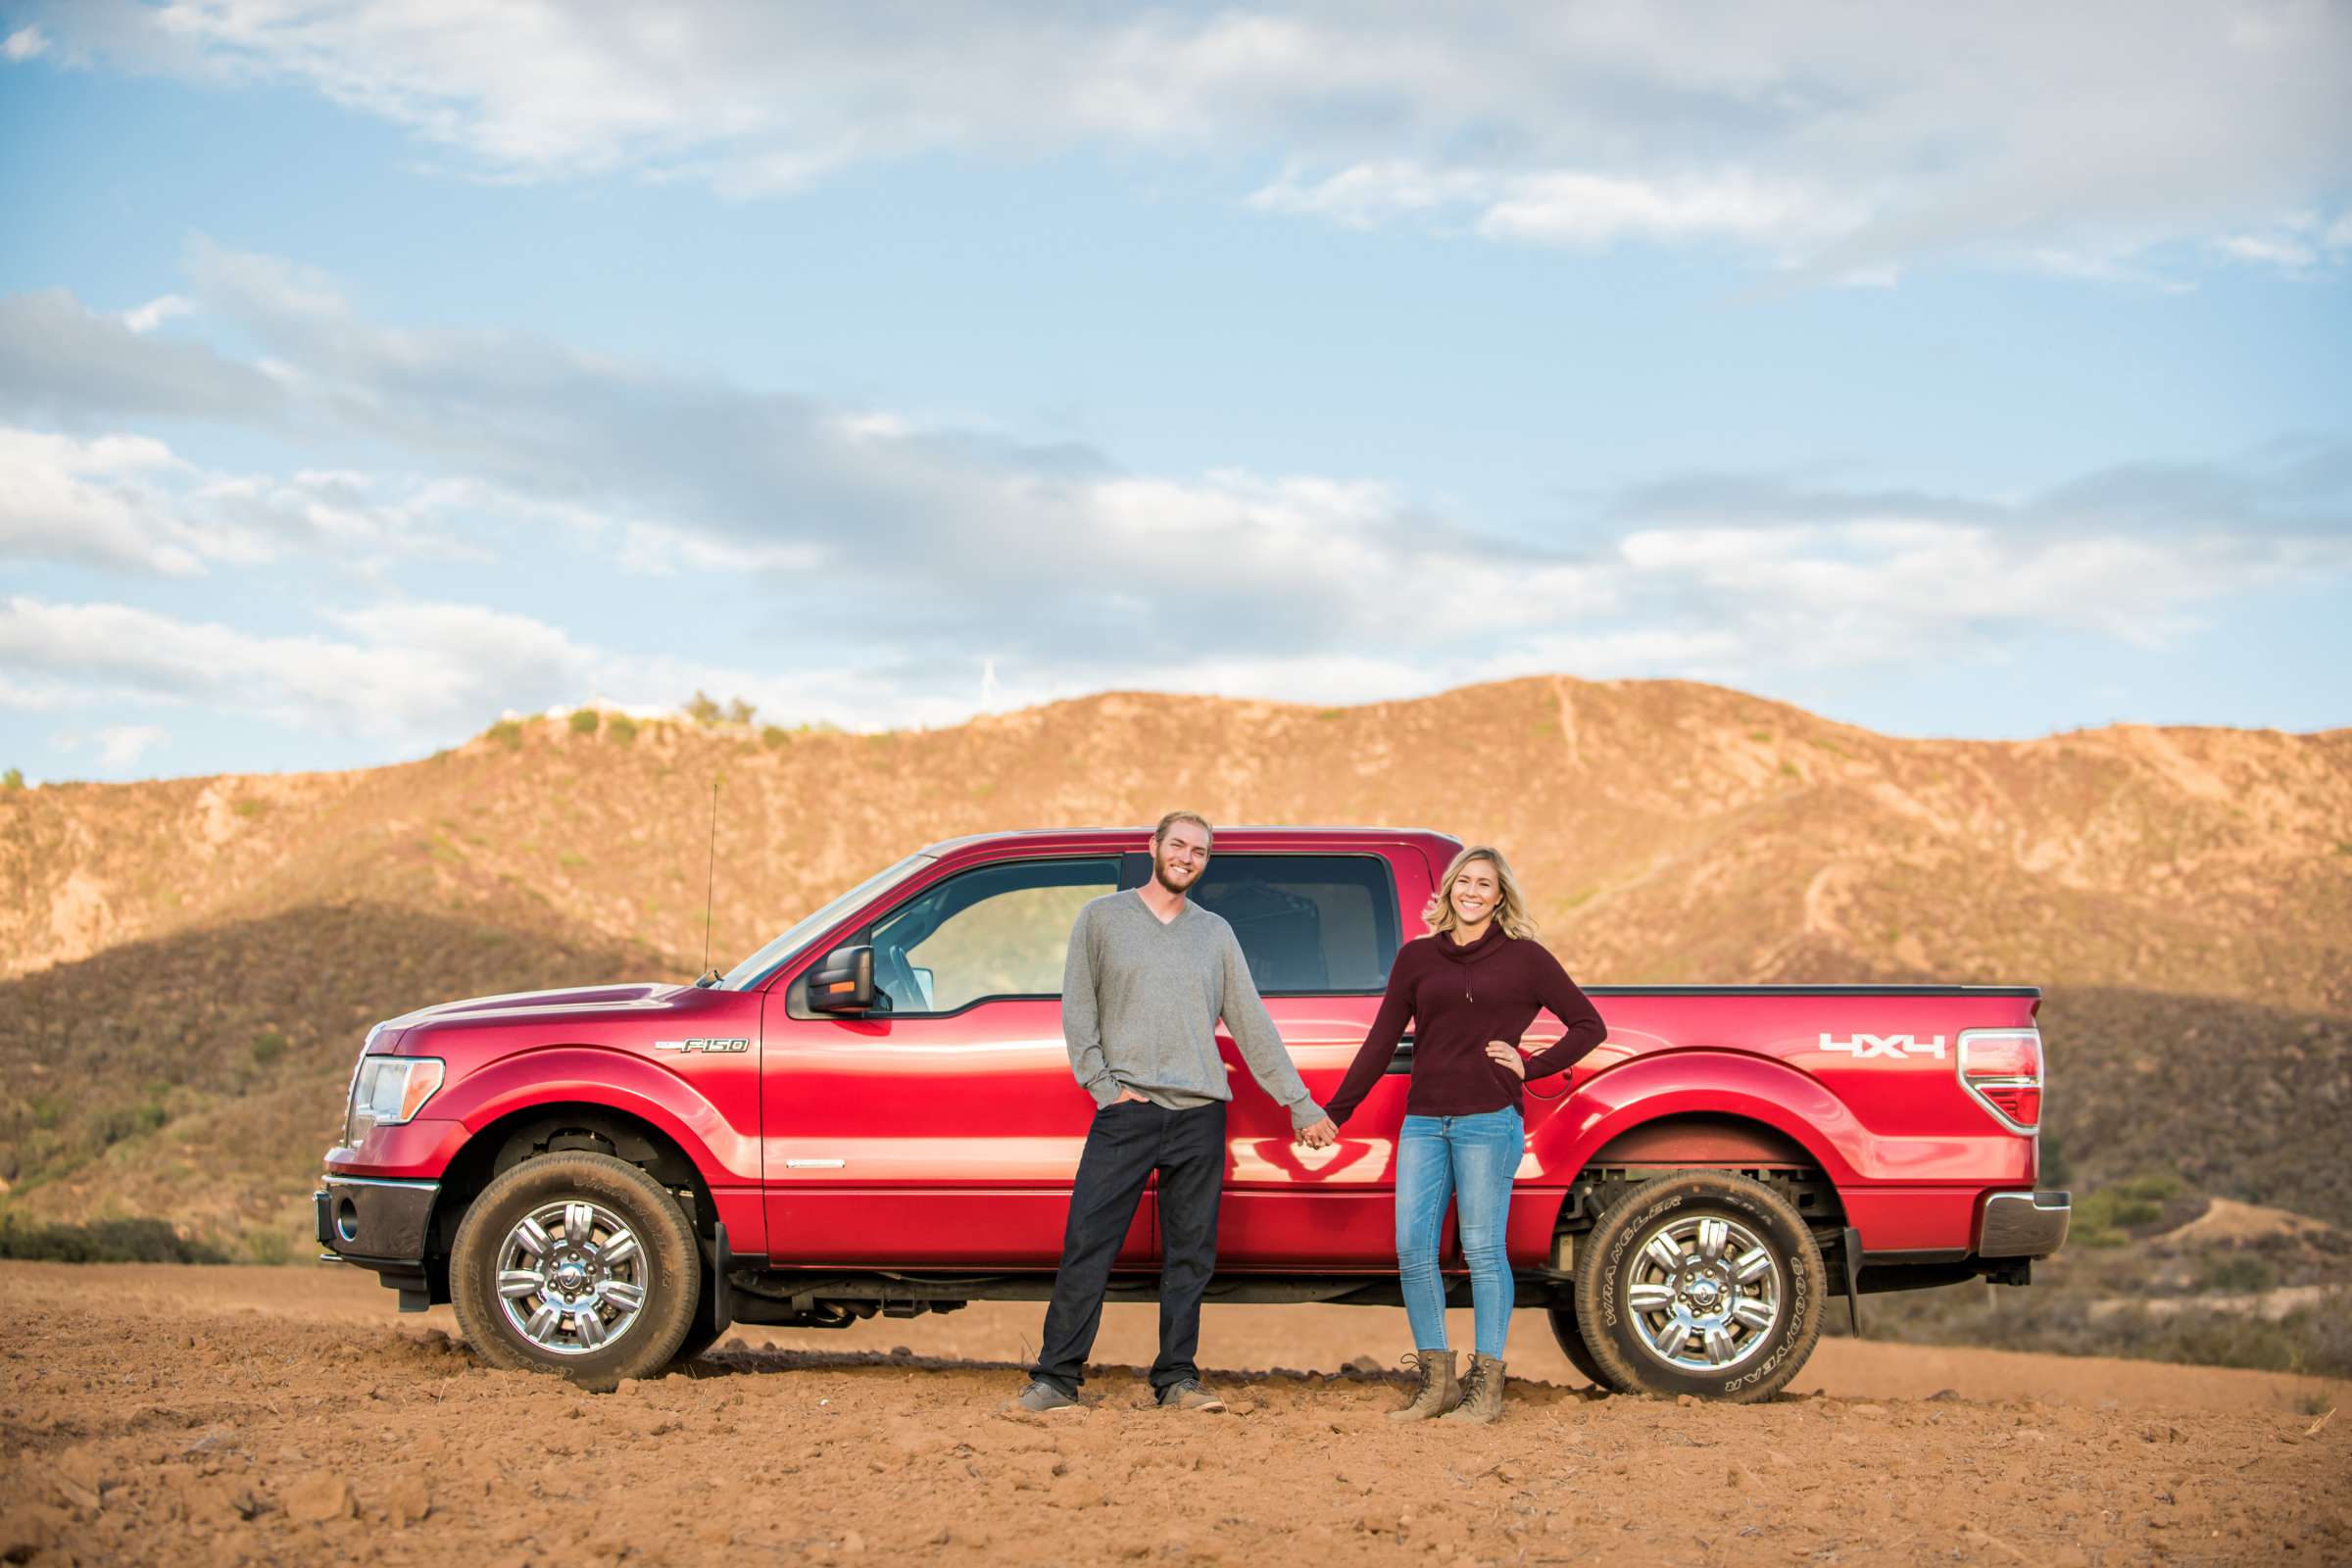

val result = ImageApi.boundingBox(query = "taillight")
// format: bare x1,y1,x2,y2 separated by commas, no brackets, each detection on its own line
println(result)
1958,1028,2042,1134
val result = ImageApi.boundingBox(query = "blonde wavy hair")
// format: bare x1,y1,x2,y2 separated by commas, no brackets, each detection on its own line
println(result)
1425,845,1540,941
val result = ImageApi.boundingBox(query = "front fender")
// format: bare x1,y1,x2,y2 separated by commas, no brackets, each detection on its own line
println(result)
1534,1052,1864,1187
430,1047,760,1189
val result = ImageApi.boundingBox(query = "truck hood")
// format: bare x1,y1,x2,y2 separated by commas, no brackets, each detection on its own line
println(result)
385,981,691,1031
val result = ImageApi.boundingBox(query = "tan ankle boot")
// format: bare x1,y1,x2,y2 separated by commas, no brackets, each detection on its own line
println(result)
1387,1348,1458,1421
1443,1354,1505,1424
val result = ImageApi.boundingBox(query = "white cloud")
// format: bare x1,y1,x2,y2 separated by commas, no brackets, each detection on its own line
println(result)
0,426,219,575
0,421,521,575
0,592,1024,742
51,723,170,769
0,595,599,736
2219,233,2315,270
122,294,196,333
1250,164,1857,255
1613,520,2333,658
1,253,2345,758
2,24,46,61
1478,171,1856,252
23,0,2351,276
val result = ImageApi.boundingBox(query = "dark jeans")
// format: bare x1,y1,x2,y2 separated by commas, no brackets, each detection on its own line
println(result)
1032,1098,1226,1396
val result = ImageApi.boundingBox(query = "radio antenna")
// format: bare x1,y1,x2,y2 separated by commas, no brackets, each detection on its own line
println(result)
697,776,720,985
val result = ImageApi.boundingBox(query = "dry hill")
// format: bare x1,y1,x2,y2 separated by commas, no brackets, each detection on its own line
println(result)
3,676,2349,1253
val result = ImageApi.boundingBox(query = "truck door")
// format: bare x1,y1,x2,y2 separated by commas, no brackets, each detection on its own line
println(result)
760,855,1151,1269
1183,850,1421,1268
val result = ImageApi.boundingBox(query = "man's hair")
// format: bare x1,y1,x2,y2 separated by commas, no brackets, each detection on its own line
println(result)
1151,809,1213,848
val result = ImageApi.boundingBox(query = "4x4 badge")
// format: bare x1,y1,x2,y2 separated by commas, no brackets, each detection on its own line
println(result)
1820,1032,1945,1059
653,1038,750,1054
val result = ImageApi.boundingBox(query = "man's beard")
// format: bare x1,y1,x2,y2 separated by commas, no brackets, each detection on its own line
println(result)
1153,858,1200,896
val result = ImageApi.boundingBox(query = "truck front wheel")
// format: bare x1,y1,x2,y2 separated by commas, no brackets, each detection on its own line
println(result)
1571,1169,1824,1403
450,1152,700,1388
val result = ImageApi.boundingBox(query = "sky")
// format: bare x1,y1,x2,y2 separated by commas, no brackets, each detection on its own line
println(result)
1,1,2348,784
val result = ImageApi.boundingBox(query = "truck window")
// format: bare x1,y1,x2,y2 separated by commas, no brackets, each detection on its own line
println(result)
866,857,1120,1014
1186,854,1400,996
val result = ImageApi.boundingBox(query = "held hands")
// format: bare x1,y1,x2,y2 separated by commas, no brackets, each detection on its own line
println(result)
1295,1115,1339,1149
1486,1040,1528,1080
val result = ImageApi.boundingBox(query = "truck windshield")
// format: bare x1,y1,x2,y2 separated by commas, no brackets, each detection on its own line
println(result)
717,852,937,991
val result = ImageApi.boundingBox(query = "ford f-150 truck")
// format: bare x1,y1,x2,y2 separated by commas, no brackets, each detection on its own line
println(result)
318,826,2067,1400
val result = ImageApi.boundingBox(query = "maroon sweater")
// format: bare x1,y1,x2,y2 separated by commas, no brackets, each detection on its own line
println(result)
1324,924,1606,1126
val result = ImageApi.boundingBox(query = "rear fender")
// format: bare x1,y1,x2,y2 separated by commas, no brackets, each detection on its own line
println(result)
1533,1052,1863,1186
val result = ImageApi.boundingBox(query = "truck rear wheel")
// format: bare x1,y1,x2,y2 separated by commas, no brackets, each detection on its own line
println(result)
1545,1305,1624,1393
450,1152,700,1389
1571,1169,1823,1403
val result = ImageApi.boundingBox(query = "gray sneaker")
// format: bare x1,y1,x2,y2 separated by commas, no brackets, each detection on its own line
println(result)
1155,1379,1227,1412
1007,1379,1080,1413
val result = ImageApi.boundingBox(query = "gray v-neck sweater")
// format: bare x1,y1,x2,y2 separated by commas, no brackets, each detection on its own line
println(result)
1060,890,1325,1128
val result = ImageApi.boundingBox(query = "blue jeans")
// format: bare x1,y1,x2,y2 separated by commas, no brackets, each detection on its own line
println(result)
1396,1106,1523,1359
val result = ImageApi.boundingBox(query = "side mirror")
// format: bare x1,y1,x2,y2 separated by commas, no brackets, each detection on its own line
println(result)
807,945,876,1013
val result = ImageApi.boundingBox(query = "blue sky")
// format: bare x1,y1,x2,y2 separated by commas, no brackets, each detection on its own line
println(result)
1,2,2347,782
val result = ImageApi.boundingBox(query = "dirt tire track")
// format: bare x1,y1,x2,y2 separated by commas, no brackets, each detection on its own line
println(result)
2,1264,2346,1565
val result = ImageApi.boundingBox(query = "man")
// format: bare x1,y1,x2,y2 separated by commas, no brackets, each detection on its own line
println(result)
1011,811,1338,1413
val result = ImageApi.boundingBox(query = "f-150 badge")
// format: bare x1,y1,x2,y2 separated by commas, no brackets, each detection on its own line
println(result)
653,1038,750,1054
1820,1032,1946,1059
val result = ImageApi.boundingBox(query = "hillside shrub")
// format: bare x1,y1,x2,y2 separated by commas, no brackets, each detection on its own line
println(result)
242,1225,295,1265
761,725,790,749
568,709,600,735
686,690,723,724
488,718,524,750
232,798,265,818
250,1030,287,1066
607,714,638,746
2,767,22,790
0,1215,225,1264
2198,1252,2276,1294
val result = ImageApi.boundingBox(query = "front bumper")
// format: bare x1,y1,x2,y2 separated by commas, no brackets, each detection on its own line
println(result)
315,1175,438,1262
1979,1189,2071,1258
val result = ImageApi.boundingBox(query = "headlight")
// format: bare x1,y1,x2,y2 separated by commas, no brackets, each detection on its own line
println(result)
345,1056,445,1144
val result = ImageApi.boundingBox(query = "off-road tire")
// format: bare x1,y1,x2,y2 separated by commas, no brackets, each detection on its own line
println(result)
1572,1169,1824,1403
1545,1305,1624,1393
451,1152,700,1389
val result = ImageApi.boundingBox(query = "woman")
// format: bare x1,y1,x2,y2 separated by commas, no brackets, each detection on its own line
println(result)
1321,845,1606,1424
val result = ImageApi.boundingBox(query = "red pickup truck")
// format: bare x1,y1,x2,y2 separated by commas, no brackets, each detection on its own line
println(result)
318,826,2066,1400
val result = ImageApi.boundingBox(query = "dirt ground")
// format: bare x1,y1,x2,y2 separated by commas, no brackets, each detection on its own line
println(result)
2,1264,2345,1567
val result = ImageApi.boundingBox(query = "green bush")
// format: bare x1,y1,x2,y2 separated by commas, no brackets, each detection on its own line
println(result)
2,766,22,790
760,725,791,749
2075,1173,2183,1238
607,714,638,746
231,798,265,818
2197,1252,2277,1294
250,1030,287,1066
568,709,601,735
243,1226,295,1265
488,718,524,750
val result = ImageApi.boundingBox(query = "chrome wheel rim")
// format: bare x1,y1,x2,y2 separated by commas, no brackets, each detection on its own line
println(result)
1622,1212,1782,1372
494,1199,648,1357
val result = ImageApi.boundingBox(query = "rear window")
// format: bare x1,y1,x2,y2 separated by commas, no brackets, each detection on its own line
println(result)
1182,854,1400,995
